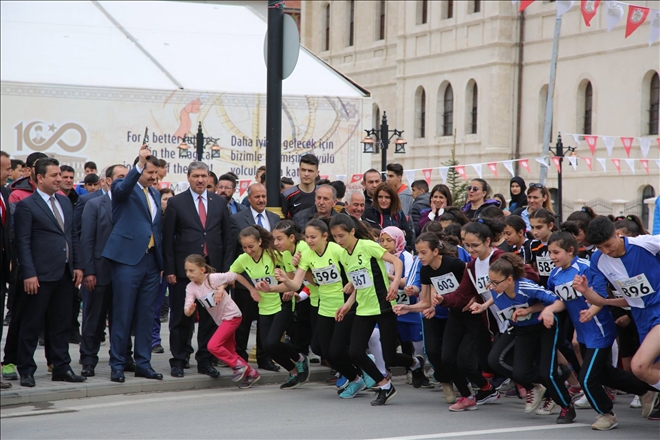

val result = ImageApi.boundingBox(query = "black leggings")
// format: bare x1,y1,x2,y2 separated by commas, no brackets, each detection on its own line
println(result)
309,304,322,358
259,307,299,372
422,317,451,383
349,312,413,383
556,310,581,374
441,311,488,397
488,330,517,379
316,313,360,381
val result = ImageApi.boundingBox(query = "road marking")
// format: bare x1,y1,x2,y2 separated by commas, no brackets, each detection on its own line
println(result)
368,423,591,440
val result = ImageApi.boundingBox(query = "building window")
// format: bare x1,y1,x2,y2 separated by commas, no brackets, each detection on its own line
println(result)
443,0,454,19
415,87,426,138
373,104,381,130
471,0,481,13
470,82,478,134
323,4,331,51
417,0,428,24
378,0,386,40
348,0,355,47
443,84,454,136
650,72,659,135
583,81,593,135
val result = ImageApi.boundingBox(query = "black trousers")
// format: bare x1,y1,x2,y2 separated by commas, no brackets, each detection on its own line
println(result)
79,283,113,367
290,299,312,355
579,343,652,415
316,313,359,381
17,269,73,377
259,306,299,372
71,285,81,337
309,304,322,357
556,310,580,374
422,317,451,383
441,311,488,397
349,311,413,383
488,330,517,379
232,286,267,364
169,277,216,369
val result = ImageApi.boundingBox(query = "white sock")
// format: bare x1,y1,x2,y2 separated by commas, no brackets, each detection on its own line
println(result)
411,357,421,370
651,380,660,391
298,354,305,362
380,381,391,390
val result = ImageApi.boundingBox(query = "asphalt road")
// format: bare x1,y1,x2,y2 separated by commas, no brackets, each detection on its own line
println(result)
1,379,658,440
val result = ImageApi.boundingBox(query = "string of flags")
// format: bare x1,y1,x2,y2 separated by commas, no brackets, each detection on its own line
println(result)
513,0,660,46
565,134,660,157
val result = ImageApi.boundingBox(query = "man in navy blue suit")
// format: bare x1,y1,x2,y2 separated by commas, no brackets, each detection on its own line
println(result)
14,158,86,387
102,145,163,382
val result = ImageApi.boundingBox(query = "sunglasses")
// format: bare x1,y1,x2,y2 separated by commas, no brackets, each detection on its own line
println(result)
528,183,544,189
467,186,483,192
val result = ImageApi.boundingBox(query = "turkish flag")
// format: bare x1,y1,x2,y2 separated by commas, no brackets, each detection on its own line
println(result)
422,168,432,186
519,0,535,12
487,162,498,178
625,5,649,38
519,159,531,174
551,157,562,173
620,137,634,157
612,158,621,174
583,157,593,171
320,174,329,180
584,135,597,155
454,165,467,180
239,179,251,196
580,0,600,26
160,181,171,189
350,173,363,184
641,159,649,174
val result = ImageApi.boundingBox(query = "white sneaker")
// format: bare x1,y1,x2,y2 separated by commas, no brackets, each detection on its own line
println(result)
574,393,592,409
630,395,642,409
441,382,456,404
535,397,558,415
524,384,546,414
406,370,413,385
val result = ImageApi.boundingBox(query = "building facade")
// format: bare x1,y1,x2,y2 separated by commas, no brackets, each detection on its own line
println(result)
301,0,659,223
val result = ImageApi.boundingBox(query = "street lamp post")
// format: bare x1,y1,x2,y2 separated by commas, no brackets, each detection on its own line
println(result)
548,132,576,222
361,111,407,173
177,122,220,161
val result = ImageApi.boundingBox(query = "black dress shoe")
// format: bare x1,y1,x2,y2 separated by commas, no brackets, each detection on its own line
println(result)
111,370,125,383
258,360,281,372
152,344,164,354
20,375,35,388
52,370,87,383
171,367,184,378
81,365,95,377
124,362,136,372
198,365,220,378
135,368,163,380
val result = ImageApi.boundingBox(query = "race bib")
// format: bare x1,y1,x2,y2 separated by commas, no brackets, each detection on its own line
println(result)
348,268,373,289
252,276,278,288
496,302,530,323
554,281,581,302
475,275,490,296
536,256,554,277
312,264,340,285
198,291,216,309
396,290,410,305
615,274,655,298
430,273,459,295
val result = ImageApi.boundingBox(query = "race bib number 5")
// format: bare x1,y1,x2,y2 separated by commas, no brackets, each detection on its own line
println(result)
616,274,655,298
252,276,278,288
348,268,373,289
475,275,490,295
312,264,340,285
430,273,459,295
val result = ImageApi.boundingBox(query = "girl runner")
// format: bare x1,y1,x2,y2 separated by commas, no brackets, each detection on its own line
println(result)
564,207,598,260
504,215,533,264
230,226,310,390
183,254,260,388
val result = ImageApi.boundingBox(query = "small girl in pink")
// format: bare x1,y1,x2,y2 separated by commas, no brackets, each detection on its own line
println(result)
184,254,260,388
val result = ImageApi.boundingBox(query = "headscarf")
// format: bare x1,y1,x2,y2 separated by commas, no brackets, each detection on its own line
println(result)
381,226,405,257
509,176,527,211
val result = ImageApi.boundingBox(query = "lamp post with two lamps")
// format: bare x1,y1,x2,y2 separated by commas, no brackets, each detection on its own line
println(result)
548,132,577,222
177,122,221,162
361,111,407,173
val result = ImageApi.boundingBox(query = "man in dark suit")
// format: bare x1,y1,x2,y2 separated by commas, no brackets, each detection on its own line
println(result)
78,164,128,378
102,145,163,383
217,173,246,216
163,162,233,378
230,183,281,371
14,158,85,387
0,152,13,389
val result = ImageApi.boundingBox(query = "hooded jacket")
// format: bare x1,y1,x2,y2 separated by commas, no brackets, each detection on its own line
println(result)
397,184,414,216
508,176,528,212
410,192,431,236
461,198,501,220
8,176,36,208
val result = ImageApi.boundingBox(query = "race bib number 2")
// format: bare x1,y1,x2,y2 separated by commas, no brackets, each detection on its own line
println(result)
348,268,373,289
396,290,410,305
616,274,655,298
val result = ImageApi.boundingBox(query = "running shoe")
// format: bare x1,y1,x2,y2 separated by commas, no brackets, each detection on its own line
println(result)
630,395,642,409
339,377,366,399
536,397,558,415
591,412,618,430
295,355,310,384
363,371,377,390
371,384,397,406
441,382,457,404
411,355,426,389
648,408,660,421
556,405,576,424
497,378,514,392
420,377,435,388
231,365,248,383
574,394,592,409
524,384,546,414
475,386,500,405
1,364,18,380
280,374,300,390
568,385,583,402
336,374,348,389
239,368,261,389
449,396,477,412
641,391,658,418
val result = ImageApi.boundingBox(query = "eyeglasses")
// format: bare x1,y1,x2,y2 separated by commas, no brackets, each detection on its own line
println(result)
488,278,508,287
528,183,544,189
467,186,483,192
463,241,484,249
216,186,234,191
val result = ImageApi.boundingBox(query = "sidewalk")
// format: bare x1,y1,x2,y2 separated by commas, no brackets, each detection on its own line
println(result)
0,320,332,407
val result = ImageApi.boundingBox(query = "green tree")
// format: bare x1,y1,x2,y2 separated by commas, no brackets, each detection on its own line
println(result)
443,141,468,207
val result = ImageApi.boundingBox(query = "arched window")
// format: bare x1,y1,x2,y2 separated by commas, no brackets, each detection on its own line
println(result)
470,0,481,13
347,0,355,47
443,0,454,19
469,82,478,134
378,0,386,40
417,0,428,24
323,4,331,51
415,87,426,138
443,84,454,136
373,104,381,130
650,72,659,135
583,81,593,135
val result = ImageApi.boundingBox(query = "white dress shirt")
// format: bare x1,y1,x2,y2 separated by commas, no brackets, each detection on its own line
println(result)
37,188,64,223
189,188,208,216
250,206,271,231
135,164,158,221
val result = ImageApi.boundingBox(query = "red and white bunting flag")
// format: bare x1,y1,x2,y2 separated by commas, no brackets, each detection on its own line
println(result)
350,173,363,184
551,156,562,173
438,167,449,184
612,158,621,174
639,137,652,158
454,165,467,180
567,156,578,171
160,181,171,189
239,179,251,196
535,157,549,168
602,135,616,156
624,158,636,174
404,170,415,186
650,10,660,46
487,162,498,178
620,137,634,157
503,160,515,177
581,0,600,26
625,4,649,38
583,156,593,171
571,133,582,145
336,174,347,183
584,135,597,155
471,163,483,179
422,168,432,186
519,159,531,174
320,174,329,180
519,0,535,12
641,159,649,174
556,0,574,17
606,1,625,32
597,157,607,171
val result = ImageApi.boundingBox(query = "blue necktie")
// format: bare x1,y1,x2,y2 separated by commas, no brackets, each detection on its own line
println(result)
257,213,264,227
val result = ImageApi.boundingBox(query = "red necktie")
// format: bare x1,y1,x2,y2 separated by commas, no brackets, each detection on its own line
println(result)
198,195,207,255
